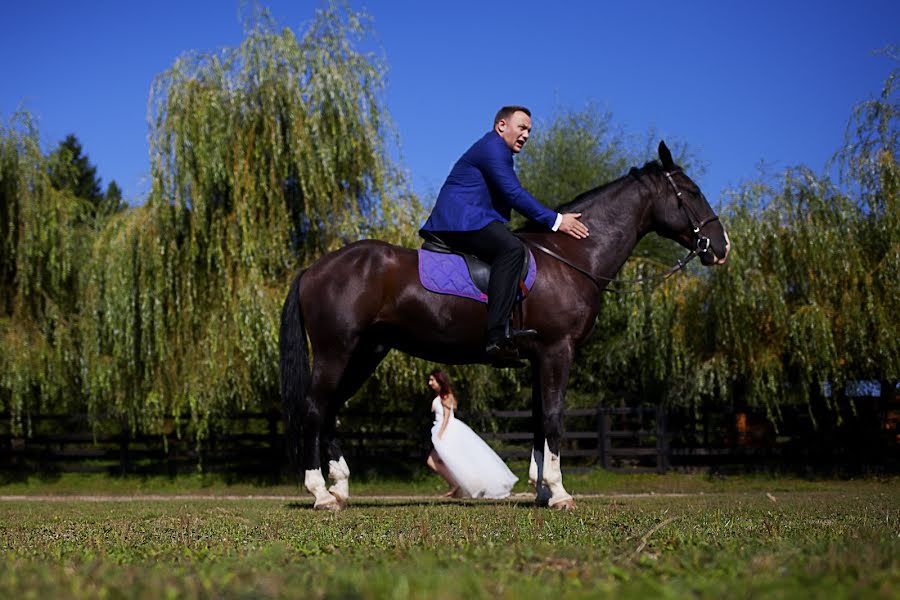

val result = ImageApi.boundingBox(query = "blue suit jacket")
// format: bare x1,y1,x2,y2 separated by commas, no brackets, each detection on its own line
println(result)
420,131,559,232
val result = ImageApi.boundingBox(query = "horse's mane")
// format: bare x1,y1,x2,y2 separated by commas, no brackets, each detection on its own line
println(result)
517,160,664,232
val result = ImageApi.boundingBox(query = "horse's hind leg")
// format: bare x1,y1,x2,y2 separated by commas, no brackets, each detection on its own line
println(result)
308,342,389,509
301,383,341,509
324,439,350,507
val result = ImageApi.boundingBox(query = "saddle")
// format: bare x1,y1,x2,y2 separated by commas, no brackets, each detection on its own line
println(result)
418,231,535,303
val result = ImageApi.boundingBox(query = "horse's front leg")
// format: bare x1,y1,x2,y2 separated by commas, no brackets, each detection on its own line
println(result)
529,362,551,507
531,345,576,510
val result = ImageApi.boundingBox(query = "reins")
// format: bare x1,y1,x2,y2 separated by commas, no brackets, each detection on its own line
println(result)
524,239,702,294
523,169,719,295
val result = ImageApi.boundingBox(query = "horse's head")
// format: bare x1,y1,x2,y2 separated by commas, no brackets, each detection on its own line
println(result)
649,141,730,266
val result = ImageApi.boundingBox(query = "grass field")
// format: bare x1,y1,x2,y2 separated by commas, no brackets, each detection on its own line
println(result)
0,471,897,599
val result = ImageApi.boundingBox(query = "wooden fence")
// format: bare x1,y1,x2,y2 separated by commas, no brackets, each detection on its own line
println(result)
0,406,671,476
0,412,285,477
2,400,897,476
464,406,669,473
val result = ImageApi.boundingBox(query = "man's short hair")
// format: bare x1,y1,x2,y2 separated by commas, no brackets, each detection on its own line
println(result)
494,105,531,126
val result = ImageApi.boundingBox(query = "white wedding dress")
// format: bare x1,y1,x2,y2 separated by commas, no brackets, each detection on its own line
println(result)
431,397,518,499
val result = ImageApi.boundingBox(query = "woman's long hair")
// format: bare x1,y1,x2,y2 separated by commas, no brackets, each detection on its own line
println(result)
429,369,457,409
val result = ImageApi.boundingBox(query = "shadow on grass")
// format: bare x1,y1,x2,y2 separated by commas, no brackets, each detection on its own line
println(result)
284,497,539,510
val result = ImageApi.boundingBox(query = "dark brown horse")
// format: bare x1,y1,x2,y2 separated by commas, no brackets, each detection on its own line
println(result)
279,142,729,510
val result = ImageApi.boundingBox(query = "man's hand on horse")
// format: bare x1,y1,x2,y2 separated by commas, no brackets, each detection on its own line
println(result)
559,213,589,239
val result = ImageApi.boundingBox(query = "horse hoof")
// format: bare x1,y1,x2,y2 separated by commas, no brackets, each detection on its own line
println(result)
331,493,349,509
313,497,342,511
549,496,576,511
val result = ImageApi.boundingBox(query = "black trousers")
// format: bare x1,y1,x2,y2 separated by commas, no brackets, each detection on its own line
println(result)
431,221,526,341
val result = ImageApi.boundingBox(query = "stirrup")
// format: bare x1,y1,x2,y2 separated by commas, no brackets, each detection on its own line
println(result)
485,340,526,368
507,328,538,340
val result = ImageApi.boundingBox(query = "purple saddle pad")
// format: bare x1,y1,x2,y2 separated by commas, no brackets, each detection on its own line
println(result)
417,248,537,303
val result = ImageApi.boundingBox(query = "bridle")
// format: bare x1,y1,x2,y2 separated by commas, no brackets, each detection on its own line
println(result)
662,169,720,257
525,169,721,293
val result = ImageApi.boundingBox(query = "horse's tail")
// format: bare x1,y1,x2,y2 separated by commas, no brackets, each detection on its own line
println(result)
279,269,309,481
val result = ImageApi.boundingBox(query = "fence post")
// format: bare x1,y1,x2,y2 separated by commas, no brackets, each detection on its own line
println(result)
598,405,610,470
655,404,669,473
703,402,711,448
119,420,130,475
268,411,281,478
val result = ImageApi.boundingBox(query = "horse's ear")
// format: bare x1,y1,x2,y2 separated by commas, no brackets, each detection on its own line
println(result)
658,141,675,170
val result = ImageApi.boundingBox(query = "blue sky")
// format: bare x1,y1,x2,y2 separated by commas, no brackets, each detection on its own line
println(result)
2,1,897,209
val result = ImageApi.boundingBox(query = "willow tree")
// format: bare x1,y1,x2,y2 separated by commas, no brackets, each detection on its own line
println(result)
675,60,899,422
0,114,88,433
79,3,426,440
590,62,898,419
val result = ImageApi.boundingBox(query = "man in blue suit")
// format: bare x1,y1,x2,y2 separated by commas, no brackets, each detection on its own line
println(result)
420,106,589,364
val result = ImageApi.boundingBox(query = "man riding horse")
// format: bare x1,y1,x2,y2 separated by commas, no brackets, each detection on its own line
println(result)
419,106,590,365
280,121,729,509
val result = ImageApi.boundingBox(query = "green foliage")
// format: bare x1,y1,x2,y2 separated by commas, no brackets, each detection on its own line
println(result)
46,135,126,224
698,57,898,417
514,71,898,420
77,2,427,439
0,8,896,446
2,3,430,440
0,114,88,433
517,103,629,209
47,133,104,214
102,180,125,215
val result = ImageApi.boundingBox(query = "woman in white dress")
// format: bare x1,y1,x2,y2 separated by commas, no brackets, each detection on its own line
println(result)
425,370,518,499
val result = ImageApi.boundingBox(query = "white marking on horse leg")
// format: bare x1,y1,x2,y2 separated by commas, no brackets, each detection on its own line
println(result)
305,468,339,509
327,457,350,505
542,444,574,508
530,441,554,489
528,451,539,488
